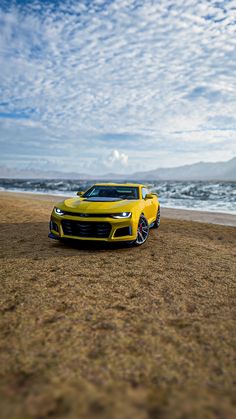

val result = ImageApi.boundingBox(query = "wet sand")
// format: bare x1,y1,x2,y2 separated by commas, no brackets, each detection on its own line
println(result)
162,207,236,227
0,192,236,419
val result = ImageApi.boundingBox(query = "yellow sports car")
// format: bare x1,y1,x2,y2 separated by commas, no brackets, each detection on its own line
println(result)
49,183,160,246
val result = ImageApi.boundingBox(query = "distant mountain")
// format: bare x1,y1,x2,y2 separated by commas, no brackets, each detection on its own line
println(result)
132,157,236,181
0,166,91,179
0,157,235,181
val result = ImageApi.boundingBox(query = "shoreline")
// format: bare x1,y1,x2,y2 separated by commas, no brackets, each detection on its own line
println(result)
1,190,236,227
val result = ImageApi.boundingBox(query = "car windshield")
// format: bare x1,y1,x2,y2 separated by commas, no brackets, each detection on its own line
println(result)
83,186,139,200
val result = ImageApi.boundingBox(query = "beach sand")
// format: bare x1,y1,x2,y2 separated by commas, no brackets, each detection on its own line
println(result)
0,192,236,419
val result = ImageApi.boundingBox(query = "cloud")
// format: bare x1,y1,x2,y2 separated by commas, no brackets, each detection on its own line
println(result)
80,149,129,175
0,0,236,173
105,149,128,168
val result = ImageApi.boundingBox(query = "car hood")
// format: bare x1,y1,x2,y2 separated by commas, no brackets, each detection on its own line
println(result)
59,197,139,213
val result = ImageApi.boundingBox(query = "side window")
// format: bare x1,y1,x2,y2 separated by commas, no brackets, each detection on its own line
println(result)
142,188,148,199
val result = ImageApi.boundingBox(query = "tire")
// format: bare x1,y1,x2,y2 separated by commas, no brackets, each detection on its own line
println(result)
134,214,149,246
153,206,160,229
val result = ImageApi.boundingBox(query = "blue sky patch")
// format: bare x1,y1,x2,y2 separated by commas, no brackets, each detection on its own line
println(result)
0,0,235,173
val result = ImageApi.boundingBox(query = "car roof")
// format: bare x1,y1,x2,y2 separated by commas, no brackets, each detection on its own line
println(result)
93,183,145,187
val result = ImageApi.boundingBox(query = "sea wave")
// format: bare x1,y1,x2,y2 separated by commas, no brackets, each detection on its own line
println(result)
0,178,235,214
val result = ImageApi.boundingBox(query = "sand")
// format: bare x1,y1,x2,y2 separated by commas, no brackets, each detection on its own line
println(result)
162,207,236,227
0,191,236,419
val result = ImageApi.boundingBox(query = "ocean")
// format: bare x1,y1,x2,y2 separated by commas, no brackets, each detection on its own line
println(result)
0,178,235,215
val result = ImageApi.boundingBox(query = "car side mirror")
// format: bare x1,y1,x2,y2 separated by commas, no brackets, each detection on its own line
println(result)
77,191,84,196
145,193,153,199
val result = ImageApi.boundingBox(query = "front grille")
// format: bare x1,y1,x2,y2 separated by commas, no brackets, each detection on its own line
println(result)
61,220,111,238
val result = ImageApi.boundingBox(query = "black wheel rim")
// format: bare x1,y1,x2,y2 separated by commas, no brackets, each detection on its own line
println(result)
156,208,160,226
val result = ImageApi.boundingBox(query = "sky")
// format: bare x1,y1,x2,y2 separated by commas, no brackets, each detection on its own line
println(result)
0,0,236,175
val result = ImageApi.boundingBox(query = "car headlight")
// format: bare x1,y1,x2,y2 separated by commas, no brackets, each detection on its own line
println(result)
111,212,131,219
54,207,65,216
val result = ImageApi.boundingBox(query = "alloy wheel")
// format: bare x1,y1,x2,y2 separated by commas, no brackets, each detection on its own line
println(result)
153,206,160,228
135,215,149,245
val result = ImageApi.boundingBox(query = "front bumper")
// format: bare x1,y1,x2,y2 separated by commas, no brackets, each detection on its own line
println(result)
49,213,137,242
